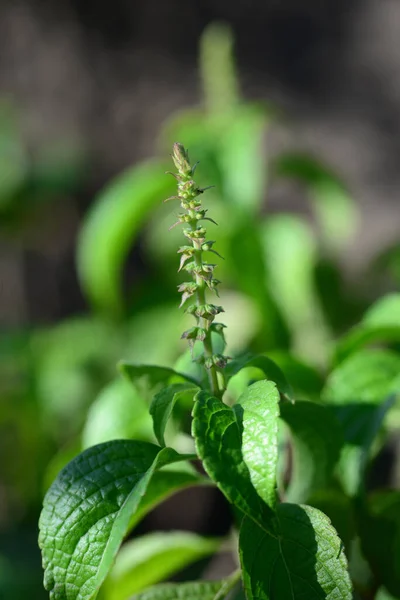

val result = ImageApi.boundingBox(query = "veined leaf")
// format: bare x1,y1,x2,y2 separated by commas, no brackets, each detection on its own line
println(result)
236,380,280,510
130,572,241,600
240,503,352,600
39,441,195,600
225,353,293,400
192,390,276,531
280,401,343,504
150,383,199,446
77,160,174,314
103,532,221,600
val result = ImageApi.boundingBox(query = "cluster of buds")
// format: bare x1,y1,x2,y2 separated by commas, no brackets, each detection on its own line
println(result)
165,143,229,395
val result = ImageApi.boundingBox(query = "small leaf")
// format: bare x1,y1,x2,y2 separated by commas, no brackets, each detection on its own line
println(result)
335,294,400,363
280,401,344,504
192,391,275,530
150,384,199,446
119,363,198,392
39,441,195,600
359,491,400,597
103,532,221,600
130,573,240,600
236,380,280,510
225,353,293,400
77,160,174,314
267,351,324,400
240,503,352,600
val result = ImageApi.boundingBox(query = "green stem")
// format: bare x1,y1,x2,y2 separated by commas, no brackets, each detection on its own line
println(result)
192,238,221,398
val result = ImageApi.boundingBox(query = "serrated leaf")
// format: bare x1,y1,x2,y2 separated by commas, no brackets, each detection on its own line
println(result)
150,384,199,446
103,532,221,600
280,401,344,504
240,503,352,600
130,572,241,600
77,160,174,314
192,390,276,531
359,491,400,597
335,294,400,363
39,440,195,600
82,378,152,449
236,380,280,510
225,353,293,400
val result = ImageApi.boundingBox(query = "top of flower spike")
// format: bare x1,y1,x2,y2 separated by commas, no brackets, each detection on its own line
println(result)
172,143,193,178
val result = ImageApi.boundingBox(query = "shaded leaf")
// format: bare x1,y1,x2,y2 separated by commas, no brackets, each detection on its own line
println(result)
39,441,195,600
225,353,293,400
150,383,199,446
240,503,352,600
130,572,241,600
280,401,343,504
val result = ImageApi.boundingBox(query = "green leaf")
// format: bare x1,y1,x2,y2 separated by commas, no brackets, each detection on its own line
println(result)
130,573,241,600
323,349,400,496
359,491,400,597
240,503,352,600
323,349,400,406
77,160,174,314
119,363,198,391
267,351,324,400
335,294,400,363
82,378,152,448
39,440,195,600
308,488,355,552
280,401,344,504
192,390,275,530
150,384,199,446
103,532,221,600
225,353,294,400
261,215,330,364
236,380,280,510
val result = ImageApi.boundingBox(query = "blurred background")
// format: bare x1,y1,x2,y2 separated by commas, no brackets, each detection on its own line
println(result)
1,1,400,598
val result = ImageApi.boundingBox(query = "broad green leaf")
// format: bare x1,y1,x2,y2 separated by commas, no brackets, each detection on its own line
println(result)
77,160,174,314
261,214,330,365
192,391,276,530
225,353,293,400
376,588,400,600
280,401,343,503
308,488,355,551
240,503,352,600
236,380,280,510
323,349,400,406
103,532,221,600
39,440,195,600
82,378,152,448
130,572,241,600
273,152,358,253
150,384,199,446
359,491,400,597
335,294,400,363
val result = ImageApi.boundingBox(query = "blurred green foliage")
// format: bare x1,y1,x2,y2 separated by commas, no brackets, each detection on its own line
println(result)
2,22,400,600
